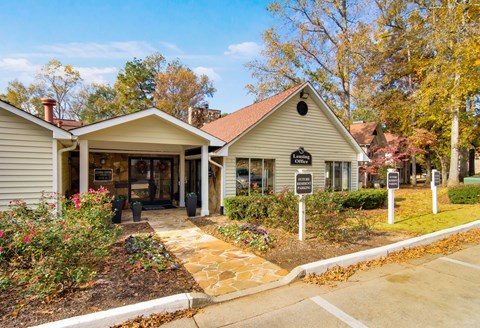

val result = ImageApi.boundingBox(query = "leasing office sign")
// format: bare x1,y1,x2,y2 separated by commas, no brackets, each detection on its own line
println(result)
291,147,312,165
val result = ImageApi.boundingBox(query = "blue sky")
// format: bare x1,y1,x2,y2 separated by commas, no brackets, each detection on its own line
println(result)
0,0,274,113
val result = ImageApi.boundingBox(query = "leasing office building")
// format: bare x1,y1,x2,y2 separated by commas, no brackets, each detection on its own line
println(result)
0,82,368,214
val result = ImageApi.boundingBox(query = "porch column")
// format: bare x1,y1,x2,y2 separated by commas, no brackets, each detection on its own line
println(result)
220,157,226,214
179,150,185,207
201,145,209,216
79,139,89,193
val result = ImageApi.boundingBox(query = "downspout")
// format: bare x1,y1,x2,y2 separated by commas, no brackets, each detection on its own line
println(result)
209,157,224,214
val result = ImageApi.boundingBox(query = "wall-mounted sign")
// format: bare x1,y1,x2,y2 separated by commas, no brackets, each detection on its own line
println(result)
291,147,312,165
387,171,400,190
94,169,113,184
295,172,313,195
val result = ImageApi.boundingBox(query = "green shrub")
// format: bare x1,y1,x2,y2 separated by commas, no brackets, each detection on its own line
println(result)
448,185,480,204
343,189,388,209
223,188,375,241
224,196,250,221
0,188,120,298
266,188,299,232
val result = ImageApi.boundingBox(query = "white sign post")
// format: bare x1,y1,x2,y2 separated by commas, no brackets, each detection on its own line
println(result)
431,169,441,214
386,169,400,224
295,169,313,241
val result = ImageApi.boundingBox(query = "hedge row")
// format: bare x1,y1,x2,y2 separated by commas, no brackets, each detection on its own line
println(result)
224,189,387,221
223,189,384,241
448,185,480,204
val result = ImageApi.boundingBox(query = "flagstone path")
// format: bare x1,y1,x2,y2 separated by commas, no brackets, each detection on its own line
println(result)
125,209,289,296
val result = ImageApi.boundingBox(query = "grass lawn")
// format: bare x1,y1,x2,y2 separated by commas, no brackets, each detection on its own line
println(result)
368,186,480,235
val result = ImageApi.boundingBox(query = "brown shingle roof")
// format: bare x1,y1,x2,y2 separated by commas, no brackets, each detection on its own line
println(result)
349,122,379,145
201,83,306,143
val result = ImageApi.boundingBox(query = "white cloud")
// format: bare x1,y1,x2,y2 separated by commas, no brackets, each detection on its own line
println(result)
159,41,183,54
224,42,262,58
76,66,118,84
193,67,221,81
22,41,157,59
0,58,40,73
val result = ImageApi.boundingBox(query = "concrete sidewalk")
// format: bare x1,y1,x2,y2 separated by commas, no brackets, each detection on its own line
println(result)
163,244,480,327
143,209,288,296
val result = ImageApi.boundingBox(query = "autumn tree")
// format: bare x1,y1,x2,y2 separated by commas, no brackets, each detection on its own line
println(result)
72,84,121,124
114,52,166,112
247,0,370,122
153,60,216,120
0,79,43,115
415,1,480,186
36,59,83,119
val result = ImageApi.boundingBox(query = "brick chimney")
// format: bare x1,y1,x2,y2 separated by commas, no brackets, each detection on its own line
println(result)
41,98,56,123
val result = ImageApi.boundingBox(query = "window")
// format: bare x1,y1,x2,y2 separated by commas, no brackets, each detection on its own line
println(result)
236,158,275,195
325,161,351,191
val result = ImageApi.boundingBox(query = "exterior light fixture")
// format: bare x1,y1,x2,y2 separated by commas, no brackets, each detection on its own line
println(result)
300,90,309,99
100,158,106,165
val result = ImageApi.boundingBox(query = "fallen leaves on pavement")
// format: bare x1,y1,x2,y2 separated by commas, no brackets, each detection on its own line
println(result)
111,309,199,328
305,228,480,287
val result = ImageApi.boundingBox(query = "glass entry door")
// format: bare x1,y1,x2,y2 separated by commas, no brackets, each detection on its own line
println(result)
128,157,174,205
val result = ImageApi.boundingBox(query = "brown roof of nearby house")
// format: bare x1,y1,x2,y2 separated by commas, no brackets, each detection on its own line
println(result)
384,132,402,144
201,83,307,143
349,122,379,145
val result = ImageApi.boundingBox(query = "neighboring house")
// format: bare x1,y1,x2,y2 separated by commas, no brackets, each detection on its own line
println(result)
0,82,368,213
349,122,387,188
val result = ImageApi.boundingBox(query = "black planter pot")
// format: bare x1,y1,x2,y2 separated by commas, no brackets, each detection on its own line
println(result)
186,195,197,217
132,204,142,222
112,199,125,224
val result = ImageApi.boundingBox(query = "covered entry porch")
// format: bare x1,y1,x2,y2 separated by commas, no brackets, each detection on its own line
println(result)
68,108,224,216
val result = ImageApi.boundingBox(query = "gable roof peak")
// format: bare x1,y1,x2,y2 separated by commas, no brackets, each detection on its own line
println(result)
201,82,308,143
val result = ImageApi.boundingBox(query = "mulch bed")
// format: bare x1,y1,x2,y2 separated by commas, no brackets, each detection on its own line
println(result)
190,215,416,271
0,222,202,328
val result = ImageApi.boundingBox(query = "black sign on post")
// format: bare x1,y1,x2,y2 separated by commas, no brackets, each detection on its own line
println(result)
295,172,313,195
387,172,400,190
291,147,312,165
434,171,441,187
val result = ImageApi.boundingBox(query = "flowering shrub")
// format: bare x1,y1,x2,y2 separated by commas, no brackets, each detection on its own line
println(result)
306,192,372,241
224,188,375,241
266,188,299,232
216,224,275,252
124,233,178,271
0,189,119,298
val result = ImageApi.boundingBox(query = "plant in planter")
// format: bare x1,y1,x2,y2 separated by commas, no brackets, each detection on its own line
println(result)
131,201,143,222
185,192,197,217
112,195,126,224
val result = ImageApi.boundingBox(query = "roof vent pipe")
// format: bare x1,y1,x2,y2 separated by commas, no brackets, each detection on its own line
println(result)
41,98,56,123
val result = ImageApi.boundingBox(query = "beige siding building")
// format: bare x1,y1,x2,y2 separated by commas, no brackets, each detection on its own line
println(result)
0,82,367,215
202,82,368,211
0,101,72,209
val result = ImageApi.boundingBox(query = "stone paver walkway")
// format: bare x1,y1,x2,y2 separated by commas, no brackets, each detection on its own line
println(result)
127,209,288,296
